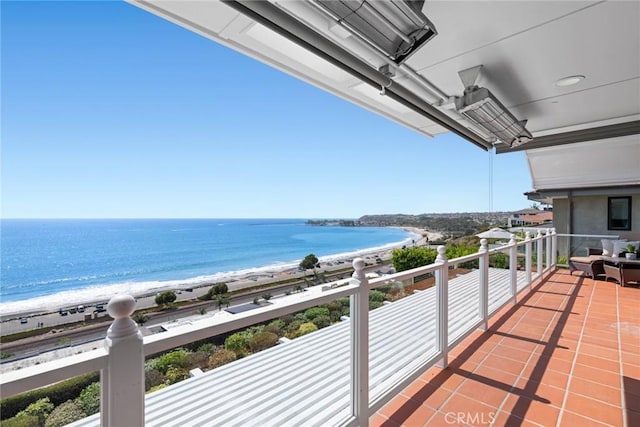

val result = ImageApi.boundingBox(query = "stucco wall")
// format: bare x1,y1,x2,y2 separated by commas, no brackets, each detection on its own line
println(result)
553,193,639,258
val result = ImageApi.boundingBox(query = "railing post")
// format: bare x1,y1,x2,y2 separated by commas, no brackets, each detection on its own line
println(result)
545,228,552,273
478,239,489,330
509,234,518,304
103,295,145,427
551,228,558,267
536,230,543,278
350,258,369,426
435,246,449,368
525,232,532,289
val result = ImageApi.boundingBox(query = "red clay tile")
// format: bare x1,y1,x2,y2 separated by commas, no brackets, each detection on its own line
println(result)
568,377,622,407
559,409,612,426
575,353,621,373
371,270,633,427
515,377,566,408
579,342,620,360
455,378,509,409
439,394,497,424
501,394,561,426
564,393,623,426
370,412,400,427
571,364,622,389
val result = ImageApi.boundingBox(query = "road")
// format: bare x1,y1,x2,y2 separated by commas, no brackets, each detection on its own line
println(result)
1,262,391,362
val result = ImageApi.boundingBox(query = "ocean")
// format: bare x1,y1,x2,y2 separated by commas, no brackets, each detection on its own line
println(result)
0,219,415,314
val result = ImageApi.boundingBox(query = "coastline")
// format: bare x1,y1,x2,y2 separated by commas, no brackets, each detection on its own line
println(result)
0,227,438,326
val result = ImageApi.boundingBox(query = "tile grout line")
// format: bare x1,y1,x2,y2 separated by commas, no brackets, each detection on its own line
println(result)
555,276,596,427
425,281,545,427
488,277,566,427
615,283,627,427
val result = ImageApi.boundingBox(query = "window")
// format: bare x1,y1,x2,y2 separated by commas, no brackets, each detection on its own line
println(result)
608,197,631,230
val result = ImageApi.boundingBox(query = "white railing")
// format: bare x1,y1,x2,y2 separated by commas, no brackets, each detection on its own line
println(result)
1,229,558,427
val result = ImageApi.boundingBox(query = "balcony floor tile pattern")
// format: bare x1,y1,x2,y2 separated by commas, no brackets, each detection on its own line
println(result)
371,270,640,427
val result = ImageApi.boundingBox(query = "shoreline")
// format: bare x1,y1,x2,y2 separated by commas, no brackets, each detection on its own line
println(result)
1,227,439,324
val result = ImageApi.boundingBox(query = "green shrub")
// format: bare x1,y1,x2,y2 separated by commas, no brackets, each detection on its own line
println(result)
294,322,318,338
144,368,167,391
155,291,177,307
165,367,189,384
207,349,237,369
338,297,350,307
369,300,384,310
185,351,209,369
374,284,394,294
76,383,100,415
197,343,215,354
264,319,285,335
311,315,331,329
304,307,330,322
490,252,508,269
285,320,303,334
1,414,40,427
17,397,54,425
391,247,437,272
368,290,385,303
248,331,278,353
148,384,168,393
149,348,191,374
132,312,150,325
0,372,99,420
224,332,251,355
44,400,86,427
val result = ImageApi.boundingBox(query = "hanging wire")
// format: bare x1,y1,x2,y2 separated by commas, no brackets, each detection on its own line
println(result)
489,148,494,212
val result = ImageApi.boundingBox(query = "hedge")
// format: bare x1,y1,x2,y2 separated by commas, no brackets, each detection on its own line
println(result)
0,372,99,420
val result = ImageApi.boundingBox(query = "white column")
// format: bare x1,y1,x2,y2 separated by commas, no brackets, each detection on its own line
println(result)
350,258,369,425
509,234,518,303
545,228,552,272
536,230,543,278
435,246,449,368
478,239,489,330
103,295,145,427
525,232,532,289
551,228,558,267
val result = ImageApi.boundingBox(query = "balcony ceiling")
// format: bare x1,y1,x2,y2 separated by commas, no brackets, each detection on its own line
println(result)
129,1,639,188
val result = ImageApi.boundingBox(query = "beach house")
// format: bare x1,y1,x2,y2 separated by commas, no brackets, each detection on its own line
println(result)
3,1,638,426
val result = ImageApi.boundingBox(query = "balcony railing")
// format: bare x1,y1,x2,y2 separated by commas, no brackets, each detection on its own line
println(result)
1,230,559,427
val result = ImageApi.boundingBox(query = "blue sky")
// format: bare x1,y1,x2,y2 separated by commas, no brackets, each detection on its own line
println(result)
1,1,532,219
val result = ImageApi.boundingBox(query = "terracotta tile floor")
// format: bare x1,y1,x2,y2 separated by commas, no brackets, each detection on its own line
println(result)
371,269,640,427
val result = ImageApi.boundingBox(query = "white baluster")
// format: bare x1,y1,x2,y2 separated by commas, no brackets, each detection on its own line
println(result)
435,246,449,368
551,228,558,267
536,230,543,279
103,295,144,427
525,232,532,289
509,234,518,303
546,228,552,272
350,258,369,425
478,239,489,330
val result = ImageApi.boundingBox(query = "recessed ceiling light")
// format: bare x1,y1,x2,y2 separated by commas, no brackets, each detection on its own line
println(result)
555,75,585,87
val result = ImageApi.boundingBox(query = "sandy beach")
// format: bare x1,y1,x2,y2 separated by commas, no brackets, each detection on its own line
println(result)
0,227,440,335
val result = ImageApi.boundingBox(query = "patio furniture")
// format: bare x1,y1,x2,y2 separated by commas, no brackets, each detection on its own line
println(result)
569,248,605,279
603,257,640,287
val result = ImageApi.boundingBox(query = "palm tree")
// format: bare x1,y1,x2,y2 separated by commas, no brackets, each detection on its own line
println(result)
216,294,230,311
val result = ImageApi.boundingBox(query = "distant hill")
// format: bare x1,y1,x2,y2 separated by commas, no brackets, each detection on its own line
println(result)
309,212,515,241
358,212,513,239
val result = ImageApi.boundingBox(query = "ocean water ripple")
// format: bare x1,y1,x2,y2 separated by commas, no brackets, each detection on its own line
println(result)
1,219,415,314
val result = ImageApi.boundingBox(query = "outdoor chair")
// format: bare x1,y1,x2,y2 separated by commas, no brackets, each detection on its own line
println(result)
569,248,605,279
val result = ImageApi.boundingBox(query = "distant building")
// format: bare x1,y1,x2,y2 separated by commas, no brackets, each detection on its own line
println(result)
508,208,553,228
